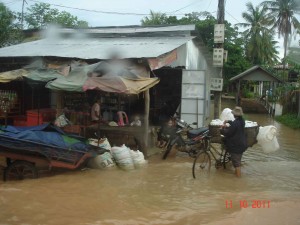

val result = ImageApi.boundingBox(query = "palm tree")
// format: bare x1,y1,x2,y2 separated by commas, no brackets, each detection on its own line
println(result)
262,0,300,118
261,0,300,64
141,10,168,25
238,2,277,65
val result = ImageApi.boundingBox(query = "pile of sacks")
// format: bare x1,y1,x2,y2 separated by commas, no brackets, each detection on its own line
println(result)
87,138,147,170
210,108,258,128
111,144,147,170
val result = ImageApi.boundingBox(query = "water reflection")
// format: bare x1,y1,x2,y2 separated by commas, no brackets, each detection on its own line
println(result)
0,113,300,225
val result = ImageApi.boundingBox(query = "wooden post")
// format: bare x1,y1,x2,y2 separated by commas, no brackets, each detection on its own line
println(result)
143,90,150,158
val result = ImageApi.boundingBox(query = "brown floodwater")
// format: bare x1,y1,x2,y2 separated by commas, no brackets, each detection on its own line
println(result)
1,112,300,225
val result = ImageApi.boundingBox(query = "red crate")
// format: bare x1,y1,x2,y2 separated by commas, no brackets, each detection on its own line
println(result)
27,108,56,126
13,116,27,126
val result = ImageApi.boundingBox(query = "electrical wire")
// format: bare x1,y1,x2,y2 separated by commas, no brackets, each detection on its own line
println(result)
167,0,200,13
26,0,201,17
2,0,22,6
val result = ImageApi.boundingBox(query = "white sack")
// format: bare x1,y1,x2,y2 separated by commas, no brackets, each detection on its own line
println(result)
130,150,147,168
111,145,134,170
88,138,112,151
87,152,115,169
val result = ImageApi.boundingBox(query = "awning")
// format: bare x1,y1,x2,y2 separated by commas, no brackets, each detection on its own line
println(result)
0,60,159,94
0,69,28,83
83,76,159,94
45,61,159,94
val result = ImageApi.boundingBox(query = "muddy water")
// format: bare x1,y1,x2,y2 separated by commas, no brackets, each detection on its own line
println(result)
1,113,300,225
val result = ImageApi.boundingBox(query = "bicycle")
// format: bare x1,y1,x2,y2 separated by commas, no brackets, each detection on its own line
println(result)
192,134,231,179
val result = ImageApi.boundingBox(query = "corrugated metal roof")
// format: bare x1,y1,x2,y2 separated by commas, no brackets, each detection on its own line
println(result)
0,25,196,59
0,36,194,59
230,65,283,82
61,24,196,34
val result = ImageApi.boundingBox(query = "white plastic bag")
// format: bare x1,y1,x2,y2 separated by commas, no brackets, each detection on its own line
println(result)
54,114,71,127
220,108,235,121
256,125,280,153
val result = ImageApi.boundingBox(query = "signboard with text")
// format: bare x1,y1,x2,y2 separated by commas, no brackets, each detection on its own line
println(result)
210,78,223,91
213,48,224,67
214,24,225,43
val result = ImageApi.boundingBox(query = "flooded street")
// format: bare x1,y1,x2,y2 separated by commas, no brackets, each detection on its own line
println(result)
1,112,300,225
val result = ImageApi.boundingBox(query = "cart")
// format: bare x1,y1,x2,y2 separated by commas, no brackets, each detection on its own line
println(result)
0,123,108,181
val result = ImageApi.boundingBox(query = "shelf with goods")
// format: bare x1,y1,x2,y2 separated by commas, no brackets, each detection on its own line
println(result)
101,93,127,112
63,92,89,112
0,90,20,118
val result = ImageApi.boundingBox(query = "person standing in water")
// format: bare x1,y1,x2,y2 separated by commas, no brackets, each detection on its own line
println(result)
220,106,247,177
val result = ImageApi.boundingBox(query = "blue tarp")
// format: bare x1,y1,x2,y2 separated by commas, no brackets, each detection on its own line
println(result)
0,123,89,152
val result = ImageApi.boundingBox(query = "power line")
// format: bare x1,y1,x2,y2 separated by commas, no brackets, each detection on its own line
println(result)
27,0,151,16
225,10,241,24
168,0,200,13
3,0,21,6
26,0,202,17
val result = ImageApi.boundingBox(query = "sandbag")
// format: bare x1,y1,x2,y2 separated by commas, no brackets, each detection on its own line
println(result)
88,138,111,151
130,150,147,168
111,145,135,170
256,125,280,153
87,152,115,169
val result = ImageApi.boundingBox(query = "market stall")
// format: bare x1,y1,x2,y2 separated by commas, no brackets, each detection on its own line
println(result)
0,59,159,156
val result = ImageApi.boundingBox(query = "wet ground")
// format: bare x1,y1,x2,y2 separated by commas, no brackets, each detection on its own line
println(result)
0,110,300,225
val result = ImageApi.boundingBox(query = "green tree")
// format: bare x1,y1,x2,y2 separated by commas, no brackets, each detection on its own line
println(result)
261,0,300,118
0,3,23,47
261,0,300,62
21,3,88,29
140,11,253,91
223,23,252,90
238,2,278,65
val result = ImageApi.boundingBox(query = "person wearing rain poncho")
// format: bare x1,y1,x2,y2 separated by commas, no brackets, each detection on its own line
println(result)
220,106,247,177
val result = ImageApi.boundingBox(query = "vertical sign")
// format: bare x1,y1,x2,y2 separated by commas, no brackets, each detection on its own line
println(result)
210,78,223,91
213,48,224,67
224,50,228,63
214,24,225,43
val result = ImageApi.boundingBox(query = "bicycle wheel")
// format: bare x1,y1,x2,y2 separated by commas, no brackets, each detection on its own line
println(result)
222,151,231,169
192,151,211,179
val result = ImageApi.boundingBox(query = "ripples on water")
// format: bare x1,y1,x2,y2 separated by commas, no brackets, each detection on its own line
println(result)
0,113,300,225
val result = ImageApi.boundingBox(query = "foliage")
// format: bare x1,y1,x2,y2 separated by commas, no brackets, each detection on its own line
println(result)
223,22,252,88
20,3,89,29
141,10,170,25
275,113,300,129
140,11,253,91
237,2,279,65
0,3,23,47
261,0,300,60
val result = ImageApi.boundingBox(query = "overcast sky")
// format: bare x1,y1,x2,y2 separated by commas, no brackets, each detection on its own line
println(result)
4,0,300,57
5,0,266,27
